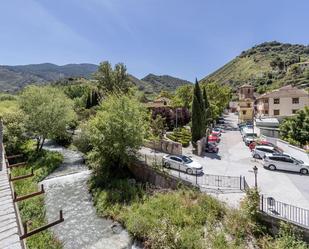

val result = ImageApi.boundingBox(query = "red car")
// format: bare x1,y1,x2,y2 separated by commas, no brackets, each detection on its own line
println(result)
211,130,221,136
208,135,220,143
249,140,283,152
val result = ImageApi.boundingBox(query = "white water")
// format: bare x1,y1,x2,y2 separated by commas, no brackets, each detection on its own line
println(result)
42,141,142,249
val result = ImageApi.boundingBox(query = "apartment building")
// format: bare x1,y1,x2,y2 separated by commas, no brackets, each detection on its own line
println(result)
256,85,309,119
238,84,255,122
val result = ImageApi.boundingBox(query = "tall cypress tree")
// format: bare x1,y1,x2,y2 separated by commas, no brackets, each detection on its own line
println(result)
203,87,211,128
191,79,205,145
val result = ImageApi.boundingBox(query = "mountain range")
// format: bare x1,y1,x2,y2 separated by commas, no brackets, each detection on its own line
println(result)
0,63,192,93
1,41,309,94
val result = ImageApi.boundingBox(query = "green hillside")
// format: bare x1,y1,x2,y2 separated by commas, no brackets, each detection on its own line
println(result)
201,41,309,94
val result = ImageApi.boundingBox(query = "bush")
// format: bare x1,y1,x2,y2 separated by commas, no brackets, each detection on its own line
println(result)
166,127,191,147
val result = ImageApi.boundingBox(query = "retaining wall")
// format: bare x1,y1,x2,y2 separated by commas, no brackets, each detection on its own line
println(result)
144,140,182,155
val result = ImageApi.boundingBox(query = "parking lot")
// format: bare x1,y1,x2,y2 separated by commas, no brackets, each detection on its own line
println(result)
141,113,309,209
187,113,309,209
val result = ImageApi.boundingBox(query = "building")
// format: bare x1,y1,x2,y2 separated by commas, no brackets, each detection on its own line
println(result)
145,97,171,108
256,85,309,120
238,84,255,123
229,101,238,113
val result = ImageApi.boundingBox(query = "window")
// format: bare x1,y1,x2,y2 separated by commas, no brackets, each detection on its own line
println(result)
247,103,251,108
274,98,280,104
292,109,298,114
284,158,294,163
263,99,269,104
247,89,250,94
292,98,299,104
242,110,247,115
170,157,182,162
264,110,269,115
274,109,280,116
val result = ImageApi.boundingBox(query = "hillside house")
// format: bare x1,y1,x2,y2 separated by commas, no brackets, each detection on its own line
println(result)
238,84,255,122
256,85,309,120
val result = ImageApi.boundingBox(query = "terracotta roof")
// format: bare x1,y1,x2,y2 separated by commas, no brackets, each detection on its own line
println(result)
256,85,309,99
239,84,254,88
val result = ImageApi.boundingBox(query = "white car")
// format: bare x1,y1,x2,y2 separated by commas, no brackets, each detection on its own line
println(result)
263,153,309,174
162,155,203,175
252,145,282,159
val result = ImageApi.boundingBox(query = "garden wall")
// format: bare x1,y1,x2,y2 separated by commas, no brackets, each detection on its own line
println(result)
144,140,182,155
128,161,194,190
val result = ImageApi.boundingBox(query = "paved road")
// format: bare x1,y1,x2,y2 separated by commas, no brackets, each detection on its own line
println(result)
141,113,309,209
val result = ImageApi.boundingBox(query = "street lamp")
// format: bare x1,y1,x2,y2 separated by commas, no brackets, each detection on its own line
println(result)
253,165,258,189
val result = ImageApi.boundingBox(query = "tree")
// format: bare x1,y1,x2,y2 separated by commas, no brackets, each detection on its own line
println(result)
202,87,211,127
204,83,231,120
280,107,309,147
19,86,76,152
94,61,131,93
87,94,149,184
172,85,193,108
150,114,166,139
2,109,26,154
191,79,205,145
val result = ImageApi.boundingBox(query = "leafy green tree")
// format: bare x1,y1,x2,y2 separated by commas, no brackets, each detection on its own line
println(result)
150,114,166,139
172,85,193,108
280,107,309,147
19,86,76,152
204,83,231,120
191,79,205,145
157,90,173,100
87,94,149,184
2,109,26,154
94,61,131,93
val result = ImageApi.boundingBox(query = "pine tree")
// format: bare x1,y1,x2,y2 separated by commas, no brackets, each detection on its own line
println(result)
191,79,205,145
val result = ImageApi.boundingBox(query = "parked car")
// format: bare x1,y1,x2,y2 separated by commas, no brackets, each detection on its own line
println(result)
213,127,225,133
249,141,283,152
162,155,203,175
252,145,282,159
205,142,219,153
243,134,258,146
217,117,225,124
263,154,309,174
208,135,220,143
211,130,221,136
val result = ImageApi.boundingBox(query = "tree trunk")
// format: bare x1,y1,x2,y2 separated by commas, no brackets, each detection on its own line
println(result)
36,138,41,152
39,137,45,151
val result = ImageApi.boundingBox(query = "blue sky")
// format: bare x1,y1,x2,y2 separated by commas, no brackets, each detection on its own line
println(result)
1,0,309,81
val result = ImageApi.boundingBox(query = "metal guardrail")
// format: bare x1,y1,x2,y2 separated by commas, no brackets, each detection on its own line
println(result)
260,195,309,228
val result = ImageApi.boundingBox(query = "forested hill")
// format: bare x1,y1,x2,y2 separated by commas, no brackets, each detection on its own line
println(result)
141,74,192,93
0,63,191,93
201,41,309,93
0,63,98,92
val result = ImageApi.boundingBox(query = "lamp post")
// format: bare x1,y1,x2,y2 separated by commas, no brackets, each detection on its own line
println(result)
253,165,258,189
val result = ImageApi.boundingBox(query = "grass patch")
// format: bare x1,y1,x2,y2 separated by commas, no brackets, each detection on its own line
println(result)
92,180,309,249
11,145,63,249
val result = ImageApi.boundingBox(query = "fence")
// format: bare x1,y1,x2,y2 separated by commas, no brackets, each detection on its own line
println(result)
138,152,248,191
260,195,309,228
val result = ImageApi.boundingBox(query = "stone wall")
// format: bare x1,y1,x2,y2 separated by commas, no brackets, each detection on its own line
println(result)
196,137,207,156
144,140,182,155
259,212,309,243
128,161,195,190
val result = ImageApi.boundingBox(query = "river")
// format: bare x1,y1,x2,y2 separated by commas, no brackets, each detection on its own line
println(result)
41,141,142,249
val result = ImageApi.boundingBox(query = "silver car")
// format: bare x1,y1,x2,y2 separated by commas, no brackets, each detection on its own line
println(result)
252,145,281,159
162,155,203,175
263,154,309,174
